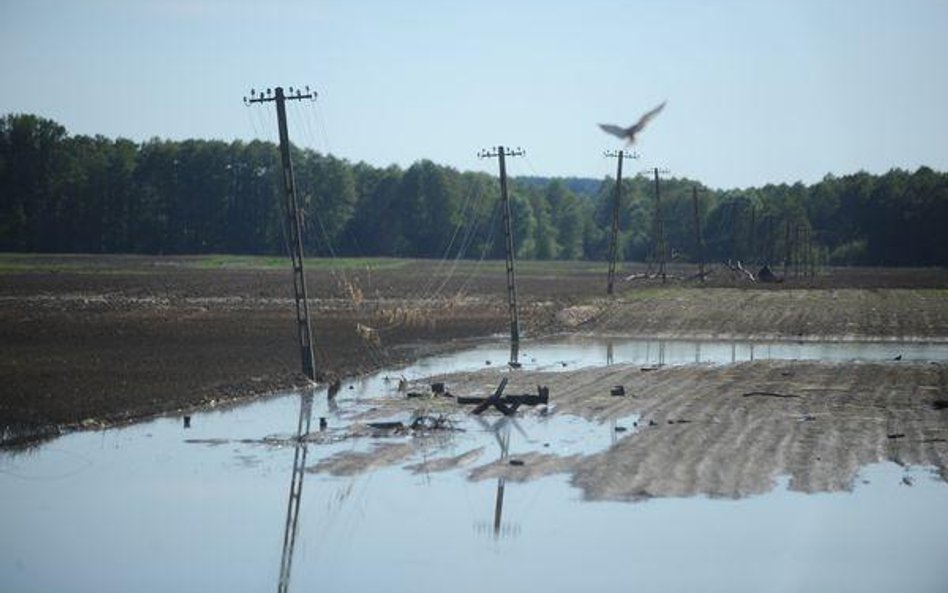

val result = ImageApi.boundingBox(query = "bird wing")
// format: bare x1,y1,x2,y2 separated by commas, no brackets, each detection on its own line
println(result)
628,100,666,135
598,123,629,138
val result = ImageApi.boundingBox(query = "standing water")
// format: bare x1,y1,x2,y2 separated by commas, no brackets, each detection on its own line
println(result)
3,337,947,592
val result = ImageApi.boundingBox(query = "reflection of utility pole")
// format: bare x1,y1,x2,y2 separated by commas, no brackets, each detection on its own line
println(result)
604,149,639,295
277,390,314,593
644,167,671,283
478,146,525,366
246,86,318,381
472,416,521,539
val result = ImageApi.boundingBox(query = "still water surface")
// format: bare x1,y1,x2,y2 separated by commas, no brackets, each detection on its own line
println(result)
3,337,947,592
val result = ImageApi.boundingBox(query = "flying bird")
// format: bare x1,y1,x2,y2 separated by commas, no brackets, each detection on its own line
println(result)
599,100,667,145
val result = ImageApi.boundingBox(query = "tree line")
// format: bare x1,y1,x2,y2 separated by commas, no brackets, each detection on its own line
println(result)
2,113,946,266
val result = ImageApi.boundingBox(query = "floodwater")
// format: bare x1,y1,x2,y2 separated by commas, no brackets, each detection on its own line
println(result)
3,337,948,592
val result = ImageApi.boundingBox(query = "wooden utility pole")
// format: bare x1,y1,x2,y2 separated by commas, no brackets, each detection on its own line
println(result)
604,149,638,295
479,146,525,366
783,220,791,277
246,86,317,381
691,185,705,281
646,167,671,283
749,204,757,265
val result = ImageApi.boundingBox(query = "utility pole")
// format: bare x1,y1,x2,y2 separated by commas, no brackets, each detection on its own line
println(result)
691,185,705,281
604,149,638,295
644,167,671,283
749,204,757,265
783,220,791,278
478,146,525,366
245,86,317,381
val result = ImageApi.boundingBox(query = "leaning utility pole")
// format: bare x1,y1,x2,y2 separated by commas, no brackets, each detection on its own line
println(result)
245,86,317,381
604,149,638,295
478,146,525,366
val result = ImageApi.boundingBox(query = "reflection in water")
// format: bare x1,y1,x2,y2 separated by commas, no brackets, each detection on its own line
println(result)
277,390,314,593
509,341,521,368
475,417,520,539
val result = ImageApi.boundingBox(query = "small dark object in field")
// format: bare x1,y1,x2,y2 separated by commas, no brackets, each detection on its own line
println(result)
368,421,403,430
406,392,428,399
328,379,342,398
183,415,191,429
887,433,906,439
901,476,914,486
893,354,903,361
509,459,525,466
348,385,354,390
485,360,491,366
757,265,783,283
561,361,567,367
431,382,445,394
648,419,658,427
610,385,625,396
410,414,454,431
615,426,628,432
319,417,327,431
743,391,801,399
933,400,948,410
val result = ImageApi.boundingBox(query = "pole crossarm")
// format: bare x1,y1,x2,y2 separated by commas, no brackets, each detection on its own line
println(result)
245,86,317,105
478,146,526,159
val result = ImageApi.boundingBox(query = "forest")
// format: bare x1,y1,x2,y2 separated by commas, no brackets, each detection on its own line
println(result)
2,113,946,266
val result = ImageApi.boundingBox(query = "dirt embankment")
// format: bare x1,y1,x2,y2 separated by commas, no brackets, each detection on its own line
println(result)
1,256,946,445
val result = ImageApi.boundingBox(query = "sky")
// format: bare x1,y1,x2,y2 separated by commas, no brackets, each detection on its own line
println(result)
2,0,947,189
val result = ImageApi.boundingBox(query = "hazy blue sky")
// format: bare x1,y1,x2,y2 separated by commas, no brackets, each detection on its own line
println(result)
2,0,946,189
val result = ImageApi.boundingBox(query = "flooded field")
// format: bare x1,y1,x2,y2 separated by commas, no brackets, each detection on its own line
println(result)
3,337,948,592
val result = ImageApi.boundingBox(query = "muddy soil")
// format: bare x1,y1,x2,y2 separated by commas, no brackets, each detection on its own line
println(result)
1,255,946,445
323,360,945,500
